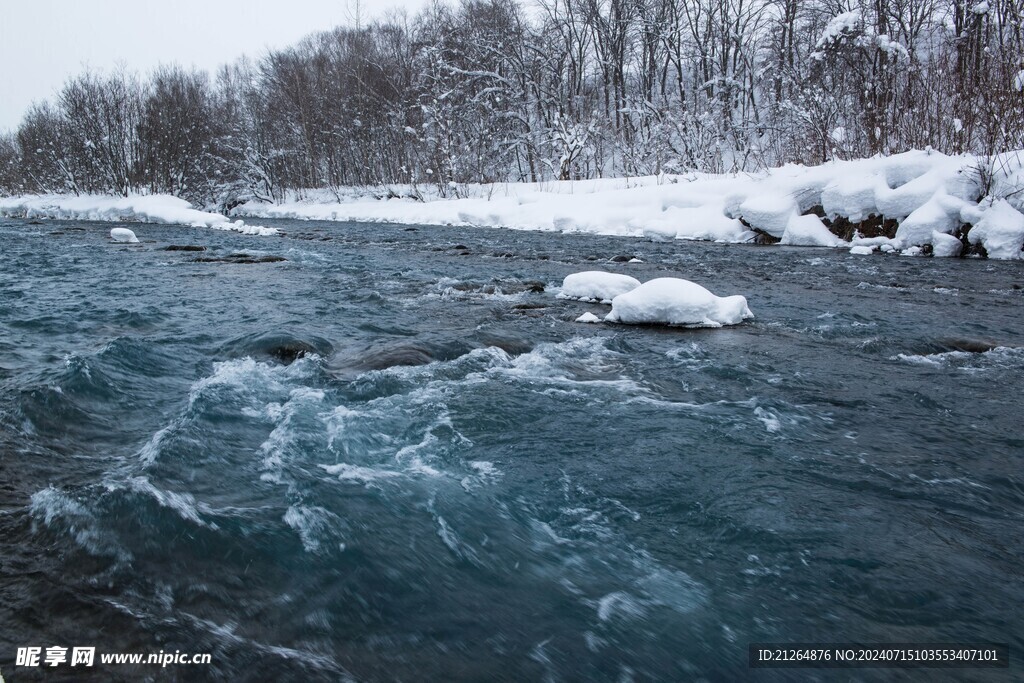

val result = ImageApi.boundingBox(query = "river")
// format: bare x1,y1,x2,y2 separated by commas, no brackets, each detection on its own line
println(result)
0,217,1021,681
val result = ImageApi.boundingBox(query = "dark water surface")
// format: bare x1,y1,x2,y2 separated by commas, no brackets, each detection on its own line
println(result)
0,217,1021,681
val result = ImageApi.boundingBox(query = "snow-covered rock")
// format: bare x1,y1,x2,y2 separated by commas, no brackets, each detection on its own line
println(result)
850,245,875,255
110,227,139,243
968,200,1024,259
737,194,797,238
605,278,753,328
781,213,844,247
575,312,602,323
931,231,963,258
558,271,641,304
893,193,968,248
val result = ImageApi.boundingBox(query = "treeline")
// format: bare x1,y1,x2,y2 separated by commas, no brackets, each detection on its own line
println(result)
1,0,1022,207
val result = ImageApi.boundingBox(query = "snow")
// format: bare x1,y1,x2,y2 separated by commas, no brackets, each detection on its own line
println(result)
8,149,1021,258
0,194,278,236
967,200,1024,259
780,213,844,247
110,227,139,243
558,271,641,304
223,149,1024,256
575,312,602,324
893,192,968,248
605,278,753,328
639,203,745,242
850,245,875,255
931,231,963,258
816,11,862,50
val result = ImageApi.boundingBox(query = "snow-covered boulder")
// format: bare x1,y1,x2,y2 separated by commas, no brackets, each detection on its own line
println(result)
110,227,139,243
822,174,880,222
558,271,641,304
968,199,1024,259
931,231,963,257
893,193,968,248
780,213,844,247
605,278,753,328
737,194,797,238
575,312,601,323
850,245,875,255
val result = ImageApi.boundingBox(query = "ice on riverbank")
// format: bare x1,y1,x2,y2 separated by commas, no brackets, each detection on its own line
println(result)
0,194,278,236
605,278,754,328
558,271,641,303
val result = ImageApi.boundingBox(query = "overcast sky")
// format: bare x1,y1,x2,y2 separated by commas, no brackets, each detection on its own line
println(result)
0,0,429,131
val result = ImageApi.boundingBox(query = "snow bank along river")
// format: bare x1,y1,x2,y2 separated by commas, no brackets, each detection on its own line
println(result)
1,216,1022,680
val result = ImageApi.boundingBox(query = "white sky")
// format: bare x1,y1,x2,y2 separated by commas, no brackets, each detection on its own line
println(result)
0,0,429,131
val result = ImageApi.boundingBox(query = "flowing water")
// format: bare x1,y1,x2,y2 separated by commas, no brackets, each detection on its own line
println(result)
0,217,1022,681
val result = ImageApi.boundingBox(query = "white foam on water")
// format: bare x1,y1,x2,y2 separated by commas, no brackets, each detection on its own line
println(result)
138,424,173,465
319,462,402,484
258,387,327,484
754,406,782,433
188,357,318,410
597,591,646,622
283,504,343,553
181,613,345,673
893,346,1024,370
119,476,219,529
29,486,127,559
486,336,647,395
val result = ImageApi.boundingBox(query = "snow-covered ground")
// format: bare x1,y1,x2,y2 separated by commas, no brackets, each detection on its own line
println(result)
0,194,277,236
3,150,1022,257
231,149,1024,259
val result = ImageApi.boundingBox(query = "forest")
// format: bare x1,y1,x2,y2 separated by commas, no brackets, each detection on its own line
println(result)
0,0,1021,208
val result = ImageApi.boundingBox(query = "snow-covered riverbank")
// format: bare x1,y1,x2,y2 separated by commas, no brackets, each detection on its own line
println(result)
3,150,1022,257
233,149,1023,258
0,194,277,236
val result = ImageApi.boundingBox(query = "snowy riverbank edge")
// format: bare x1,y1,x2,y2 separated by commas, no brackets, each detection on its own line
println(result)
0,194,278,236
233,149,1023,259
3,150,1022,257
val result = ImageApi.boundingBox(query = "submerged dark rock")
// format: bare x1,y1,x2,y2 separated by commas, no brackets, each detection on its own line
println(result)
523,280,546,293
473,333,533,357
192,253,286,264
163,245,207,252
329,339,476,376
219,332,334,365
936,338,1004,354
